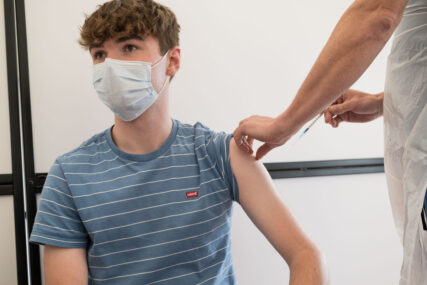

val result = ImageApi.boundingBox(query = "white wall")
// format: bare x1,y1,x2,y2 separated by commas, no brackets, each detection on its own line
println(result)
0,197,18,285
24,0,111,173
231,173,402,284
25,0,389,173
0,0,18,284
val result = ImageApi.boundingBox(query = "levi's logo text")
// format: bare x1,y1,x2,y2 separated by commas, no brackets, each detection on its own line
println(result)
186,191,199,198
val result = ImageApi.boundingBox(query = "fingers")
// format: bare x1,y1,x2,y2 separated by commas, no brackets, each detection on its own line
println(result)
325,112,344,127
330,115,344,128
324,111,332,123
233,121,254,154
233,124,247,151
328,100,354,115
241,137,254,154
245,136,254,155
255,143,274,160
246,136,254,148
234,116,256,144
234,115,272,152
234,115,280,158
325,94,344,123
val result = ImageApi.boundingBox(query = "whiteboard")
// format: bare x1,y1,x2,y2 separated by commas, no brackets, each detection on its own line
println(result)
25,0,389,173
0,0,12,175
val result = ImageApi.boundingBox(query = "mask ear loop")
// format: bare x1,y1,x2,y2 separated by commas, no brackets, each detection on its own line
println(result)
157,75,170,95
152,50,170,95
151,51,169,68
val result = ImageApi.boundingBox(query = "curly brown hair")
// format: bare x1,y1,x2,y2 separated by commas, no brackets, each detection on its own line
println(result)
79,0,180,55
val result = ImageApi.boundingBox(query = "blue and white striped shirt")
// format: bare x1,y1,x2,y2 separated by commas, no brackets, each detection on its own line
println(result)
30,119,239,284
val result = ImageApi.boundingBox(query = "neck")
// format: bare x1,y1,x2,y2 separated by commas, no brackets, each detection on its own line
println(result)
111,93,173,155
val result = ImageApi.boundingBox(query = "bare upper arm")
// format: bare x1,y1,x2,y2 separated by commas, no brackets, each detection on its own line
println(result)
43,245,88,285
229,139,318,265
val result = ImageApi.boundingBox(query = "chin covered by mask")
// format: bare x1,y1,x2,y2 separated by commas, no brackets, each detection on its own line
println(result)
92,51,170,121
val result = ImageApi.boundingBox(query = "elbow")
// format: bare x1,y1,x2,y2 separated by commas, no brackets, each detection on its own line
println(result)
366,9,401,41
375,9,401,33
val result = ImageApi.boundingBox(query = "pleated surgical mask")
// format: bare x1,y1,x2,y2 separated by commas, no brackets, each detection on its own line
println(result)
92,51,169,121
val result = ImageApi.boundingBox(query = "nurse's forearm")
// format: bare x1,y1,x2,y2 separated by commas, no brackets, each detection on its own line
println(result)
276,0,407,135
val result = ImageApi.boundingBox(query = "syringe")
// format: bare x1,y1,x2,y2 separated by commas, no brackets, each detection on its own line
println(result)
298,113,323,138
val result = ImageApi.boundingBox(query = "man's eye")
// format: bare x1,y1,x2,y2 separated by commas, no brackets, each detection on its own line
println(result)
94,51,105,60
124,44,137,53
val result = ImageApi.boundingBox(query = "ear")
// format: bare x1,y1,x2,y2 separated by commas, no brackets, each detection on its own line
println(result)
166,46,181,77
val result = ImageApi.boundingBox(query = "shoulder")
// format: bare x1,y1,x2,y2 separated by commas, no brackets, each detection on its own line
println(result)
57,129,109,161
175,120,231,151
175,120,212,138
55,128,111,166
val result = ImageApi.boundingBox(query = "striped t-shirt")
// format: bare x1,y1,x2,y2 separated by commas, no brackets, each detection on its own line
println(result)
30,119,239,284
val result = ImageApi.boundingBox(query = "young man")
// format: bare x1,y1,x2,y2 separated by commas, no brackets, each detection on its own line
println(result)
30,0,327,284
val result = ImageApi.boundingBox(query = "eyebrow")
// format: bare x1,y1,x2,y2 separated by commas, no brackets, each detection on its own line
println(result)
89,35,143,51
115,35,143,43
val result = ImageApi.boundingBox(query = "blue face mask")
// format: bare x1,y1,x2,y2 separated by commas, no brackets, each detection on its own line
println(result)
92,52,169,121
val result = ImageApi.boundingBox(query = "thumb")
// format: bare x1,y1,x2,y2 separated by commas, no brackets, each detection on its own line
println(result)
255,143,274,160
328,100,354,115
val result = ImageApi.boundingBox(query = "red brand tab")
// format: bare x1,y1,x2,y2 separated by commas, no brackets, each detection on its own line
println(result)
186,191,199,198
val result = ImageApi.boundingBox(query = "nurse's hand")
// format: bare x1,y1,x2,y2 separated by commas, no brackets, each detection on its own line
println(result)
324,90,384,127
233,115,292,160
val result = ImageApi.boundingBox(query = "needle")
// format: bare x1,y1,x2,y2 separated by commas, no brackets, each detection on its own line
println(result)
299,113,323,138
